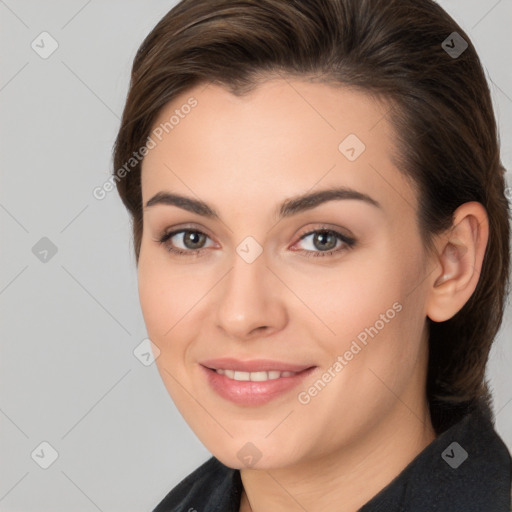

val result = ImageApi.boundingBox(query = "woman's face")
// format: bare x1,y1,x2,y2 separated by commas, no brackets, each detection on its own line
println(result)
138,78,433,469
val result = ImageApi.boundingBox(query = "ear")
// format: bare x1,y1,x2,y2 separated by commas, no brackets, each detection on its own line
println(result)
425,202,489,322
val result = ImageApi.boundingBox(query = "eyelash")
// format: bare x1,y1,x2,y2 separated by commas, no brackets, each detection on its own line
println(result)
157,226,356,259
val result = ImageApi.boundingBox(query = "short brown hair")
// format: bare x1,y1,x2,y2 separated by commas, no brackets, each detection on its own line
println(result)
113,0,510,433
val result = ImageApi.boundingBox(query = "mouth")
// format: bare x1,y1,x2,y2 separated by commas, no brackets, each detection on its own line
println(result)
199,358,318,406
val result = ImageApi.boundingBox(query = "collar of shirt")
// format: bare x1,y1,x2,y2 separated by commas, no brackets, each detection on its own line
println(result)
152,398,512,512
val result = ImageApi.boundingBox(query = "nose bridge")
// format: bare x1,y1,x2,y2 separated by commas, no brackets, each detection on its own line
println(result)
222,244,270,315
215,242,286,338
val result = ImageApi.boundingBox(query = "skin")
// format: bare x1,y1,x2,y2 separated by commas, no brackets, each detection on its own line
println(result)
137,78,488,512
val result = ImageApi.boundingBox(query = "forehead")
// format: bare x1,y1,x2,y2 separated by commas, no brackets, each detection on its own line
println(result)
140,79,417,221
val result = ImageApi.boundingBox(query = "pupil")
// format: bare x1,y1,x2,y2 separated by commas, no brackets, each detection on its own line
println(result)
315,231,336,251
185,231,205,249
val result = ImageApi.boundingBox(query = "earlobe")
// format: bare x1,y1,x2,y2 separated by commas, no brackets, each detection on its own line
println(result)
426,202,489,323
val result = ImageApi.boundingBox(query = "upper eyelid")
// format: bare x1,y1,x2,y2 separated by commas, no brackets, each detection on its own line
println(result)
297,227,353,240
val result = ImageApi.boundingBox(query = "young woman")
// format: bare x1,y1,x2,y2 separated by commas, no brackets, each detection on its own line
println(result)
112,0,512,510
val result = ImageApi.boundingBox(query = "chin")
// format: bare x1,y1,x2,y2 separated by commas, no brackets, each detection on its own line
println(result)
207,437,302,471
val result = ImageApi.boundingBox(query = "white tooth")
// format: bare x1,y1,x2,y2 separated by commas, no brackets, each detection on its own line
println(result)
218,369,299,381
250,371,269,381
233,371,251,381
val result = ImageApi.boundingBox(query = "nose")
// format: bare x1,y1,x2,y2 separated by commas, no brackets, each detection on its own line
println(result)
215,247,288,341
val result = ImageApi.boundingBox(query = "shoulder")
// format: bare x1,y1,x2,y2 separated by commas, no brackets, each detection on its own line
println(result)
361,397,512,511
152,456,242,512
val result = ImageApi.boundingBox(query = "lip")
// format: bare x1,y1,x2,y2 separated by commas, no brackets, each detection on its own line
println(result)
200,357,314,373
199,360,317,406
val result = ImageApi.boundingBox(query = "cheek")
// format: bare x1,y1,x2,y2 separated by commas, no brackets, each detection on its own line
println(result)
137,250,189,341
325,267,426,409
137,257,193,397
290,251,400,345
138,261,168,338
304,247,419,378
137,248,217,375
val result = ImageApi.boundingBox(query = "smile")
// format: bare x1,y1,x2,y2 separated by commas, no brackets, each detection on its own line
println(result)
201,364,318,406
214,369,298,381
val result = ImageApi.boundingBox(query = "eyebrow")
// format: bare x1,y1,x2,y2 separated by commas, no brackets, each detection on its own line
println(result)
144,186,381,220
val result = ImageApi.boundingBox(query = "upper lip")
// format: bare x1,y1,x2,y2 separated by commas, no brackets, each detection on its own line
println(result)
200,357,315,373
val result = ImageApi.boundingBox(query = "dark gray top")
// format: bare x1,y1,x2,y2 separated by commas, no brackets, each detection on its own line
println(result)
152,398,512,511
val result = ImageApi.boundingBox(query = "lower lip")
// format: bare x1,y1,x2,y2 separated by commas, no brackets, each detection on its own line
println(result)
200,365,317,406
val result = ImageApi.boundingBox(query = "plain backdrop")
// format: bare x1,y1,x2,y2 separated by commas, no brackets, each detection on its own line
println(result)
0,1,511,510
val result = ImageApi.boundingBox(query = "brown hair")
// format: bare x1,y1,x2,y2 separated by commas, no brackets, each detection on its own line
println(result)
113,0,510,433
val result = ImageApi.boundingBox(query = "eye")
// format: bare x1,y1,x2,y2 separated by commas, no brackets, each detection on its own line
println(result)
156,226,356,259
291,228,356,258
158,228,216,257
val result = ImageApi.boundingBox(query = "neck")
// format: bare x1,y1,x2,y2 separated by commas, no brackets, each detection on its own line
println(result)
239,397,436,512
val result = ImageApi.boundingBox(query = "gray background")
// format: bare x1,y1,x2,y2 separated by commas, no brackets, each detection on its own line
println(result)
0,1,511,510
